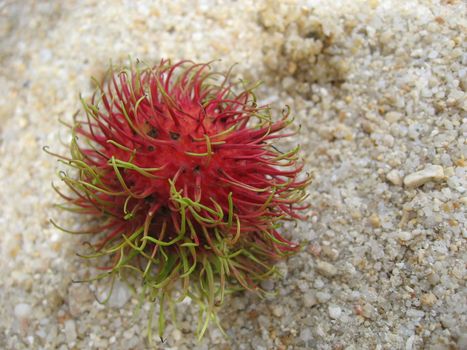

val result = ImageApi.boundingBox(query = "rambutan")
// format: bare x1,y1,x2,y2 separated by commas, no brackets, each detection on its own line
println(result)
48,59,310,340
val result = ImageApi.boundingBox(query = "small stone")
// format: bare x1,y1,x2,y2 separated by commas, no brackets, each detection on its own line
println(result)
405,335,415,350
406,309,424,318
260,279,275,291
68,284,93,317
385,111,402,123
457,334,467,350
316,261,337,278
403,165,445,188
303,292,317,307
427,272,440,286
369,214,381,228
314,279,325,289
14,303,32,319
361,303,377,320
440,315,457,330
387,169,403,186
210,328,223,344
397,231,413,242
333,123,353,140
172,328,182,342
47,290,64,311
107,281,131,308
328,305,342,319
308,242,322,257
282,77,295,91
420,292,437,307
444,167,455,177
64,319,77,344
382,134,395,147
272,305,284,317
361,120,375,134
316,292,331,303
321,246,339,260
123,325,137,339
350,209,362,219
300,328,313,342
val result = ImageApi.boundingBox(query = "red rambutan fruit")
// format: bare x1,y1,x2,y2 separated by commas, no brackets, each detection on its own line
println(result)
48,59,310,341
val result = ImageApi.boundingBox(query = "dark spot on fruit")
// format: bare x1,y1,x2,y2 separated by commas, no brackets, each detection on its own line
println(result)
159,206,169,216
145,195,155,203
147,145,155,151
194,165,201,173
170,131,180,140
147,128,158,138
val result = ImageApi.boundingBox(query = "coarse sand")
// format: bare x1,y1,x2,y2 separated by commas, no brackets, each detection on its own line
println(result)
0,1,465,349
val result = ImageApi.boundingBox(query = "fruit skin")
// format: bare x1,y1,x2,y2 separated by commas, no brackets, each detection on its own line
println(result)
49,59,310,340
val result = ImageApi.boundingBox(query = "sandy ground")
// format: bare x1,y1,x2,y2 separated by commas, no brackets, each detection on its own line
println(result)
0,0,466,349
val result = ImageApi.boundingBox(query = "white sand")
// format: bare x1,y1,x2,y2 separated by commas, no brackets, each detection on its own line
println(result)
0,1,465,349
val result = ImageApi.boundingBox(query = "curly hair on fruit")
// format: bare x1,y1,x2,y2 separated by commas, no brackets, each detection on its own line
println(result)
47,59,310,340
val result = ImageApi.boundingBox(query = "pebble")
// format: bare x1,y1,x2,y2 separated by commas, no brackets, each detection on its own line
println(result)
68,284,94,317
361,120,376,133
397,231,413,242
260,279,275,291
406,309,425,318
316,292,331,303
321,246,339,261
316,261,338,278
361,303,378,320
303,292,318,307
385,111,402,123
405,335,415,350
107,281,131,308
328,305,342,319
403,165,445,188
300,328,313,342
440,315,457,330
369,214,381,228
14,303,32,321
382,134,395,147
123,325,137,339
172,328,182,342
64,319,77,344
272,305,284,317
387,169,403,186
420,292,437,307
457,334,467,350
427,272,440,285
210,329,223,344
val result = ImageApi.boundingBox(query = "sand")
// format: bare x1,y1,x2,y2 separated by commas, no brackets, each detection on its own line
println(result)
0,0,465,349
